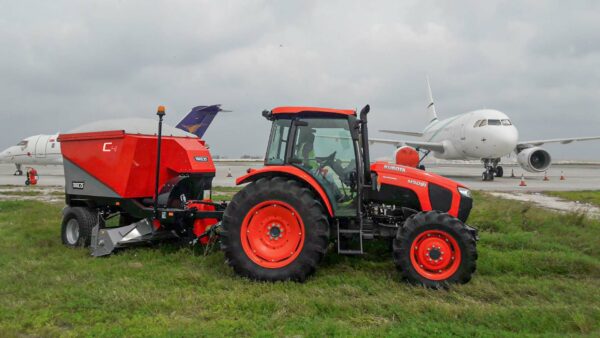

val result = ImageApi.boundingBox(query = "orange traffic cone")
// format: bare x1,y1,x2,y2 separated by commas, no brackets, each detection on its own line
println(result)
511,168,515,178
519,174,527,186
227,168,232,178
560,171,565,180
543,171,549,181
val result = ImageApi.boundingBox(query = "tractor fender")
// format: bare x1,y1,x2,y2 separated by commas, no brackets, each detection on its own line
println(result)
236,166,334,217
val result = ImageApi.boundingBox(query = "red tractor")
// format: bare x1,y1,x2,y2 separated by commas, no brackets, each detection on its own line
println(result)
221,105,478,287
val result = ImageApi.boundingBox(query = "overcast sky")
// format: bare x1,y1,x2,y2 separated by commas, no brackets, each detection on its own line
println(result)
1,0,599,160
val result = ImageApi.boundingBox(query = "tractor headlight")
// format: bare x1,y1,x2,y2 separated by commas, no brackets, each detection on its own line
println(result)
457,187,472,198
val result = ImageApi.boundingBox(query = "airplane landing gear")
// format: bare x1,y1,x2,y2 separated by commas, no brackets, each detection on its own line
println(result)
495,166,504,178
481,159,501,181
14,164,23,176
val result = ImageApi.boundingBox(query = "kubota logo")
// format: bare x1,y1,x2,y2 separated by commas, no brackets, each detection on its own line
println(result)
102,142,117,152
383,164,406,173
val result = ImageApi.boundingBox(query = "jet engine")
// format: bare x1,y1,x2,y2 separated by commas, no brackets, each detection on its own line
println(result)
517,147,552,172
394,146,419,167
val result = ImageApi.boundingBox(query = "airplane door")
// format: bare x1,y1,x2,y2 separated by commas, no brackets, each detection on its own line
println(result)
34,135,50,158
460,123,466,141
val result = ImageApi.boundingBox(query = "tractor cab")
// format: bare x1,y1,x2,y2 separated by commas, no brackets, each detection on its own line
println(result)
262,107,361,216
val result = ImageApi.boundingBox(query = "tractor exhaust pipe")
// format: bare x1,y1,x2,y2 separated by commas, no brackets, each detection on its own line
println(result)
154,105,166,219
359,104,371,184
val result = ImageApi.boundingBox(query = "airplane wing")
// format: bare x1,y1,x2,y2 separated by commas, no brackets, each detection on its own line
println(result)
518,136,600,147
379,130,424,137
369,137,445,153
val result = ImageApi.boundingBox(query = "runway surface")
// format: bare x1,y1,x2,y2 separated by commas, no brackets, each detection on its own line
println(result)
0,162,598,192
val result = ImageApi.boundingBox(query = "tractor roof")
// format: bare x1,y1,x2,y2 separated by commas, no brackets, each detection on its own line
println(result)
271,106,356,116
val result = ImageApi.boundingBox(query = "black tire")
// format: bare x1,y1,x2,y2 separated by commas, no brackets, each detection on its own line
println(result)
61,206,98,248
481,172,487,181
220,176,330,282
393,210,477,288
25,180,30,186
496,166,504,177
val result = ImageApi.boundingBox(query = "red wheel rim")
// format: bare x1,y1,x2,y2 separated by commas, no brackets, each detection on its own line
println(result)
410,230,462,281
240,200,305,268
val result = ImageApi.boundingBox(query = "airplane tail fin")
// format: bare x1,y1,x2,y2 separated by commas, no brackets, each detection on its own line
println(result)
426,77,438,124
175,105,223,138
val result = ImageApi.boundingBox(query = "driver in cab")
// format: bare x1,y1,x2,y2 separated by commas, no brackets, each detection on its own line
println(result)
295,127,350,203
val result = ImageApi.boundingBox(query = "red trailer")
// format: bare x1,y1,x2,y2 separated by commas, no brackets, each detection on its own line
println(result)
58,110,224,256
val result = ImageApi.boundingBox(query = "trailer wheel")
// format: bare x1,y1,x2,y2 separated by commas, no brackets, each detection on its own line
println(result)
221,177,330,282
393,210,477,288
61,207,98,248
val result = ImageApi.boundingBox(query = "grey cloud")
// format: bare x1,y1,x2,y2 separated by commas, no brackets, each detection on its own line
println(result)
1,0,599,160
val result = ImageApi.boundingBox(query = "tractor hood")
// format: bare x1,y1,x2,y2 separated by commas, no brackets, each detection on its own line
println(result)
370,161,471,221
370,161,468,191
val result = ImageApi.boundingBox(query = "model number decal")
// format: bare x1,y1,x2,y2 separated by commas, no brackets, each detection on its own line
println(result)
72,181,85,189
194,156,208,162
407,179,427,187
383,164,406,173
102,142,117,152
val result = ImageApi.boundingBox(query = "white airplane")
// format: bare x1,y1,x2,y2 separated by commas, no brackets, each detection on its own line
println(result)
371,80,600,180
0,134,63,175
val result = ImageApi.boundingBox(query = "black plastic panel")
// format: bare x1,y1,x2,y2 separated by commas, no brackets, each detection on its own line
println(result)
428,184,452,212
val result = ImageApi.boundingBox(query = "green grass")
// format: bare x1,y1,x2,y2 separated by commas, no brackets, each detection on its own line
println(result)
0,192,599,337
545,190,600,207
0,190,43,196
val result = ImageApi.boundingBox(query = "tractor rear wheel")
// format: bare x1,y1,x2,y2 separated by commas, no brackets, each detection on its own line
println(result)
61,207,98,248
393,210,477,288
221,177,330,282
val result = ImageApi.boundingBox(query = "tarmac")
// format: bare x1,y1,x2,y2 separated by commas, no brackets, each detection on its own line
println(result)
0,162,598,192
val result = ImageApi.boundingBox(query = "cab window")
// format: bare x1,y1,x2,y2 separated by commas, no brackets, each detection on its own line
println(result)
291,117,358,215
265,119,291,165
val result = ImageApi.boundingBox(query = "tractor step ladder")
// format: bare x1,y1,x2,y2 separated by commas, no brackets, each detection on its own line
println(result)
337,219,364,255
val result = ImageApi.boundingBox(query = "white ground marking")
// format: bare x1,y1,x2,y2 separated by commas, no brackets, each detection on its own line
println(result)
488,192,600,219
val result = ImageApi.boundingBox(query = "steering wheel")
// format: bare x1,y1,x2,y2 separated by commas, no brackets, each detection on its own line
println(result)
315,151,337,169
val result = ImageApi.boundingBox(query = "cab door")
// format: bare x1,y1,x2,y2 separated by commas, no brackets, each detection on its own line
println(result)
290,117,358,216
34,135,50,158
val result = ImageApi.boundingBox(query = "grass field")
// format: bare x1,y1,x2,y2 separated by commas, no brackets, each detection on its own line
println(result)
546,190,600,207
0,190,599,337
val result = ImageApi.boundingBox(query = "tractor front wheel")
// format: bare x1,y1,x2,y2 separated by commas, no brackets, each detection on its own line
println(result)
393,210,477,288
220,177,330,282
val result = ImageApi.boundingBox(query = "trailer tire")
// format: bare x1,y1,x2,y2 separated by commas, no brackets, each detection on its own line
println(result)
221,176,330,282
393,210,477,288
61,207,98,248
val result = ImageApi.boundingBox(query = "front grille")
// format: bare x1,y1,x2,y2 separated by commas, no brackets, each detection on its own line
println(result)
428,184,452,212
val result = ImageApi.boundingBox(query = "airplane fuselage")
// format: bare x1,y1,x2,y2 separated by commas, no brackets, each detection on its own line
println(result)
422,109,519,160
0,134,63,167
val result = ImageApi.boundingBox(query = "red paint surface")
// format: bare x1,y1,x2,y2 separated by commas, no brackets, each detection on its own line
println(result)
59,130,215,198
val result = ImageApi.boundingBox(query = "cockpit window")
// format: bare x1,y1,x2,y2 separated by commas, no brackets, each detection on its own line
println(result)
478,119,487,127
17,140,27,146
488,119,501,126
501,119,512,126
473,120,482,128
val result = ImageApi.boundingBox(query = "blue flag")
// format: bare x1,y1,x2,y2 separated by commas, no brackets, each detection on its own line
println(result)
176,105,222,138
